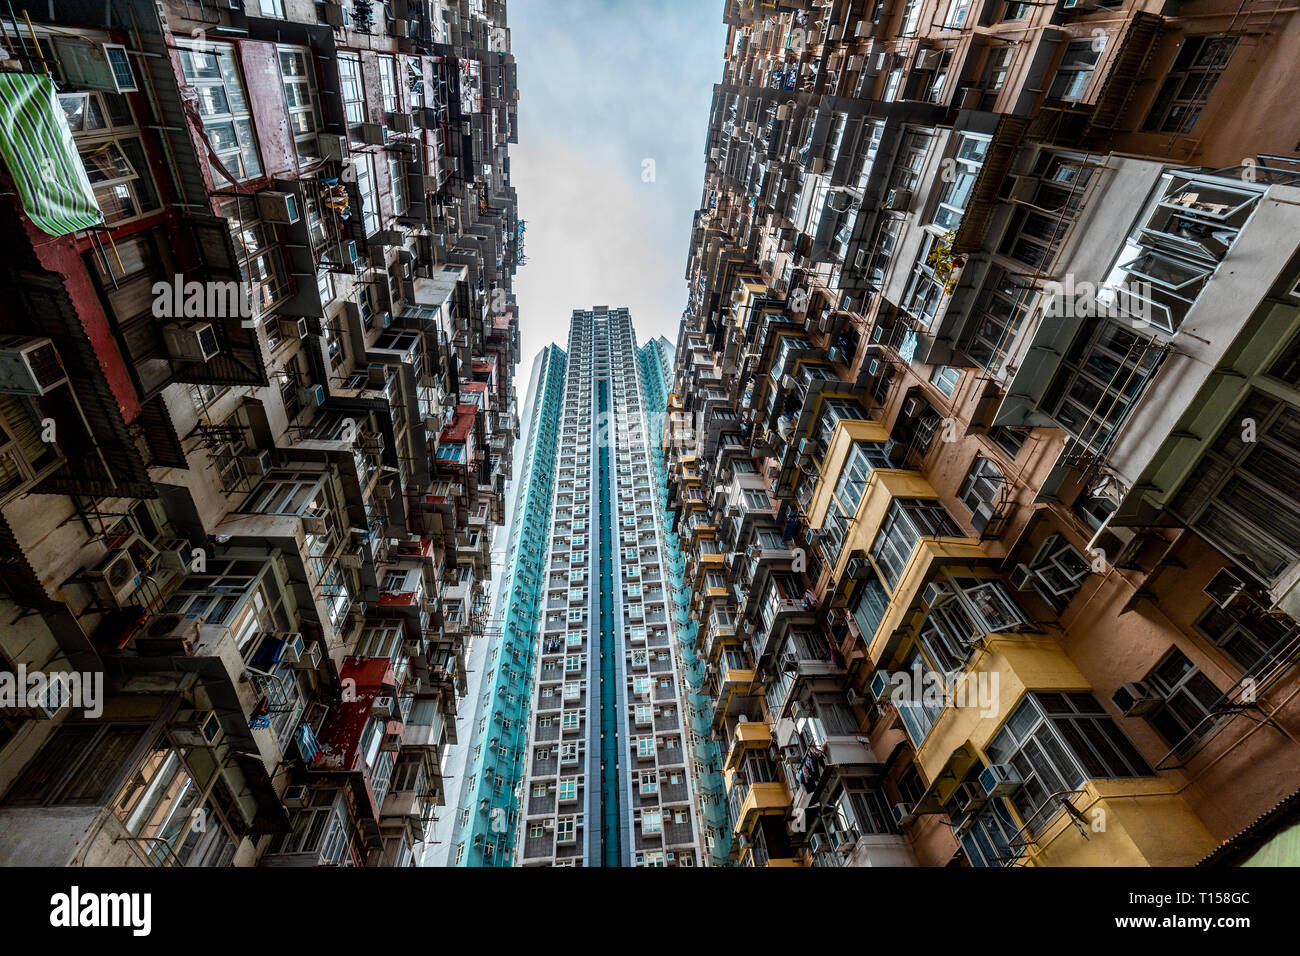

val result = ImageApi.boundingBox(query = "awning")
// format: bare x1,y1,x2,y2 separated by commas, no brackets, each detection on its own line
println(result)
0,72,105,237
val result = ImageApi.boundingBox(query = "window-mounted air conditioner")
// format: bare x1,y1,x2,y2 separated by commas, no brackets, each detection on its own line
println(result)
173,710,224,749
279,317,310,341
978,762,1023,799
241,450,273,477
1112,680,1164,717
256,190,300,224
357,122,388,146
0,337,66,396
298,384,326,407
163,322,220,363
883,187,913,212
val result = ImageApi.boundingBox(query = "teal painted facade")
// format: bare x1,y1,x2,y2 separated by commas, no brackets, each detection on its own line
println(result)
639,338,732,866
450,345,566,865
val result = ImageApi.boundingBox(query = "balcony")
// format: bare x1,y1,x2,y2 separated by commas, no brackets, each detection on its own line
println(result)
725,719,771,771
727,777,790,837
710,653,755,729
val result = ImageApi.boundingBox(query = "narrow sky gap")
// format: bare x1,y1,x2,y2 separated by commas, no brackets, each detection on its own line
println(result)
510,0,728,364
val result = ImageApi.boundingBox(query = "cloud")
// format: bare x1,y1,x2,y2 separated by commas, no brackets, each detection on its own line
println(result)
508,0,727,368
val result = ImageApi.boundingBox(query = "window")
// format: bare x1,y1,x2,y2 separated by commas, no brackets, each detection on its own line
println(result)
338,53,366,139
640,771,658,794
918,576,1026,671
59,92,159,225
1040,319,1161,453
1048,38,1105,103
988,427,1027,460
960,268,1035,373
115,743,238,865
998,151,1095,270
178,44,262,182
958,456,1005,535
1172,393,1300,584
558,777,577,801
892,648,945,746
1138,648,1223,751
1143,35,1237,135
986,693,1151,827
221,196,290,316
1195,593,1300,675
388,152,409,217
354,154,380,236
944,0,972,28
5,724,146,807
932,134,989,230
378,54,399,114
871,498,963,590
641,809,662,834
930,365,960,398
277,47,321,167
1023,533,1091,611
0,395,61,501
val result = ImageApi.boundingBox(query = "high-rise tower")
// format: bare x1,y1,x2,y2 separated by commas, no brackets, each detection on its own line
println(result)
455,308,721,867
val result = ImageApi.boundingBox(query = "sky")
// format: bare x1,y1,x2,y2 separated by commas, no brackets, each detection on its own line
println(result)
507,0,728,368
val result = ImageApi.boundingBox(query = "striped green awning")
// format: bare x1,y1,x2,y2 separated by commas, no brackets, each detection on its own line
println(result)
0,72,105,237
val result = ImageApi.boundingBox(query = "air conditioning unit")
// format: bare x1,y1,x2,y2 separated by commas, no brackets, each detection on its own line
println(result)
163,322,220,363
1061,0,1101,9
953,781,986,812
358,122,388,146
1009,563,1034,590
1112,681,1164,717
256,190,300,224
172,710,224,749
868,670,896,701
283,784,310,809
89,549,141,607
276,632,306,664
372,696,395,718
240,450,273,477
902,396,923,418
867,358,883,377
0,337,67,395
915,48,941,70
387,111,415,133
339,549,364,569
359,433,385,456
301,508,329,535
892,802,917,826
321,2,345,27
922,581,951,608
279,317,310,340
845,687,858,706
298,384,326,407
154,537,193,573
319,132,348,161
883,187,913,212
135,613,199,654
978,763,1023,799
828,346,843,364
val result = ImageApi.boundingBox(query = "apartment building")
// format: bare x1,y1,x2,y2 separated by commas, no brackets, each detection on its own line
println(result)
0,0,521,867
667,0,1300,867
489,308,720,867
